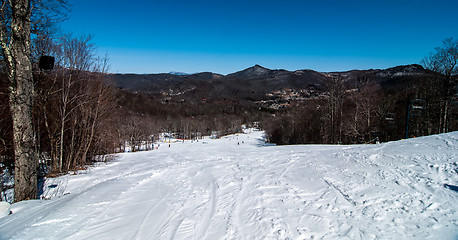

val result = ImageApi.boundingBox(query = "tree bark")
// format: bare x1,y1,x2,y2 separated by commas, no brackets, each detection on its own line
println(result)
8,0,37,201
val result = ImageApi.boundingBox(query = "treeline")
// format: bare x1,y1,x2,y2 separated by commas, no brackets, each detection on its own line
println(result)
112,89,264,151
1,34,119,176
1,34,258,178
263,39,458,144
1,35,264,187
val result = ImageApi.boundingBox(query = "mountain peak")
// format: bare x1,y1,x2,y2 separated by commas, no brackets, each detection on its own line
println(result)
376,64,428,78
250,64,269,71
227,64,271,78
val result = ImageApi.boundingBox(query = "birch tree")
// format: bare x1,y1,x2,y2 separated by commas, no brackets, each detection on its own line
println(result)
0,0,37,201
1,0,67,201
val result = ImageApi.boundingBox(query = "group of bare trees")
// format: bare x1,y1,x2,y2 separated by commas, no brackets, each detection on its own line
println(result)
0,0,120,201
264,84,381,145
265,38,458,145
1,32,117,201
421,38,458,133
34,34,115,173
113,89,251,149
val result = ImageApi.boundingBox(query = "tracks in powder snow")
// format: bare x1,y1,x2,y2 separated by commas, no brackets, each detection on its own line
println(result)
87,135,457,239
2,131,457,240
127,145,304,239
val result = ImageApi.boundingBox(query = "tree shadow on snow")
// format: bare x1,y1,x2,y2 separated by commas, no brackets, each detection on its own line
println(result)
444,184,458,193
255,138,276,147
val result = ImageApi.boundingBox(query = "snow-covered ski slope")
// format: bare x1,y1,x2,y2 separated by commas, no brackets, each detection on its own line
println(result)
1,130,457,240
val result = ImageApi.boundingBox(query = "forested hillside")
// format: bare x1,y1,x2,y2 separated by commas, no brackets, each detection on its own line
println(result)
107,63,458,145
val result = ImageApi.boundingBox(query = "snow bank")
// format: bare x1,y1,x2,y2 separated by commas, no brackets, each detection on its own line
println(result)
0,130,457,239
0,201,10,218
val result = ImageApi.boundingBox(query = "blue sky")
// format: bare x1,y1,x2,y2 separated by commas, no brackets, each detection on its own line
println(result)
63,0,458,74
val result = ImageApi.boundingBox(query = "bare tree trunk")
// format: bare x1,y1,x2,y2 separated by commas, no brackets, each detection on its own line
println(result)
58,73,73,172
66,116,79,171
59,111,65,171
4,0,38,201
42,105,58,172
81,83,102,163
439,101,444,133
339,97,343,143
443,100,449,133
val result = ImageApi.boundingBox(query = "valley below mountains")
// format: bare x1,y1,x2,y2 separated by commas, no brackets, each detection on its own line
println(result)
106,64,432,110
104,64,456,145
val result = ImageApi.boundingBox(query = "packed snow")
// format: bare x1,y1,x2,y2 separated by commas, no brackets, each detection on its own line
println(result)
1,129,457,239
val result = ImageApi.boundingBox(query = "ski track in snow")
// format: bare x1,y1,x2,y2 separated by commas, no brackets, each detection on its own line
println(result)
1,130,457,240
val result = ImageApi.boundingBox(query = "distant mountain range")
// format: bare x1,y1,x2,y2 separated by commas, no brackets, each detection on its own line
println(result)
169,71,192,76
106,64,433,101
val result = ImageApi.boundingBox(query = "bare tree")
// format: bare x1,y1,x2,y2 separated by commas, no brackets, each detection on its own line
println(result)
421,38,458,133
347,76,382,141
323,76,346,144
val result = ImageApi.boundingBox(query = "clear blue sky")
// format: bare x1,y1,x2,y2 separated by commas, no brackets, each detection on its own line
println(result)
63,0,458,74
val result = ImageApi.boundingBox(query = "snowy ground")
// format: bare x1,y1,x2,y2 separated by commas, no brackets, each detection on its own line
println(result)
1,130,457,239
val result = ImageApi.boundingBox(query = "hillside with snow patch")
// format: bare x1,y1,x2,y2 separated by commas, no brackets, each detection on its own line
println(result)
0,130,457,239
